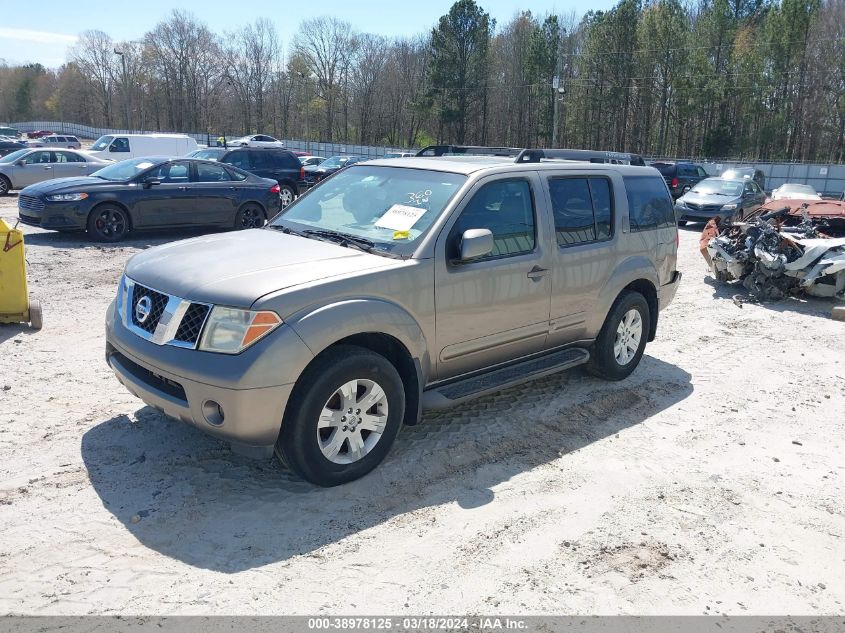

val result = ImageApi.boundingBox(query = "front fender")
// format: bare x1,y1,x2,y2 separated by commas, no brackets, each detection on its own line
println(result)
284,298,431,381
590,256,659,336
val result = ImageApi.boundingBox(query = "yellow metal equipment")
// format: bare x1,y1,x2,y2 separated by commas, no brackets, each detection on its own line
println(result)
0,218,41,330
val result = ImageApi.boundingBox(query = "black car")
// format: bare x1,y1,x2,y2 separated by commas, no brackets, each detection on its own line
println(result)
303,155,367,187
0,140,27,157
651,161,708,199
211,147,303,207
17,156,281,242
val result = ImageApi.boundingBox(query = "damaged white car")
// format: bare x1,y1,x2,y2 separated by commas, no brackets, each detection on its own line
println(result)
703,201,845,300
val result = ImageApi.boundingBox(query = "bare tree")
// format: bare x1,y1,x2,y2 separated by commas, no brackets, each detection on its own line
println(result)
71,30,116,126
294,17,357,141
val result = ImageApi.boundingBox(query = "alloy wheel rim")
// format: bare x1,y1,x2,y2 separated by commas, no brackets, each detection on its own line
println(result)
316,378,389,465
613,308,643,366
242,207,263,229
95,209,125,238
0,179,7,194
280,188,293,207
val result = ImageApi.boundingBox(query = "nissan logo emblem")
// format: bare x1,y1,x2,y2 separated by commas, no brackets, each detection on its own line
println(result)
135,295,153,324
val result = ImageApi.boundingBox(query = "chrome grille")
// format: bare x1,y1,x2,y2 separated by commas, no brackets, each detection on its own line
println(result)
121,277,212,349
174,303,210,345
130,283,169,334
18,195,45,213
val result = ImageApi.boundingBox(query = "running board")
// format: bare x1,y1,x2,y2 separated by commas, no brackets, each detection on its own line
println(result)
422,347,590,410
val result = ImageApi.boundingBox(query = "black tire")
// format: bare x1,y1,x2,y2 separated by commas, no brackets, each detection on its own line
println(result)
234,203,266,230
677,220,687,226
29,299,42,330
586,290,651,381
87,204,130,242
0,175,10,196
276,344,405,486
278,184,295,209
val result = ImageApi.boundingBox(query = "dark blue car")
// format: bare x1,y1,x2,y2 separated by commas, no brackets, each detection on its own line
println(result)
17,156,281,242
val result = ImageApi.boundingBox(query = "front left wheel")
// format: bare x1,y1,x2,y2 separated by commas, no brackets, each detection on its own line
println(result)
87,205,130,242
276,345,405,486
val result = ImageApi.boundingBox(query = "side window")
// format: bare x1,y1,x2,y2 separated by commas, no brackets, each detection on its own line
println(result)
146,161,190,183
250,151,273,169
548,177,614,246
281,153,300,169
448,179,535,260
23,151,51,164
52,152,68,163
678,165,695,177
624,176,675,231
195,162,231,183
110,137,130,152
226,167,248,182
63,152,85,163
697,167,708,178
223,151,250,170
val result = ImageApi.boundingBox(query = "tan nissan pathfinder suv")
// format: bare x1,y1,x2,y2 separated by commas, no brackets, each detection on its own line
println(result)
105,146,682,486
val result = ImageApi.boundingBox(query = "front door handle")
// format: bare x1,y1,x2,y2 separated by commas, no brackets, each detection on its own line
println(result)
526,265,548,280
178,186,190,191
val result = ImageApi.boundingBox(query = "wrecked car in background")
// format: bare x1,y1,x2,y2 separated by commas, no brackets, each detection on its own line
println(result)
702,199,845,301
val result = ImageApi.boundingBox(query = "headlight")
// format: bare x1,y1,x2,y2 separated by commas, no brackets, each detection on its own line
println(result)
47,192,88,201
198,307,282,354
721,203,738,211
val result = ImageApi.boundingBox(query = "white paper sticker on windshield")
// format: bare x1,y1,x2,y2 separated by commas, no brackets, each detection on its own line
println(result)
374,204,427,231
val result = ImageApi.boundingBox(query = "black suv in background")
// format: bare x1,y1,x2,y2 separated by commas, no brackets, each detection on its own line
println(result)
651,161,708,199
190,147,303,207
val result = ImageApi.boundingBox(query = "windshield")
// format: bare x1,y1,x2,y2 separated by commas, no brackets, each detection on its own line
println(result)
190,148,225,160
91,135,114,151
0,149,29,163
91,157,161,181
691,178,742,196
320,156,354,169
780,184,816,195
270,165,467,256
722,169,751,179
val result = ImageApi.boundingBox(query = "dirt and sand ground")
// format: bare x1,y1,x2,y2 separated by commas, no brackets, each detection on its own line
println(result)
0,193,843,616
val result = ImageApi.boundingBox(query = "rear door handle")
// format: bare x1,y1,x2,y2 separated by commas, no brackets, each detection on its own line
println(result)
526,265,548,280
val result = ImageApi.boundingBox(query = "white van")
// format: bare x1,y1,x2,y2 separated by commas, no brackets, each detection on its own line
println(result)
86,133,198,161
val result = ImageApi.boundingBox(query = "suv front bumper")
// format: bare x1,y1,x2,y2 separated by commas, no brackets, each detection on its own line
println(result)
105,300,314,458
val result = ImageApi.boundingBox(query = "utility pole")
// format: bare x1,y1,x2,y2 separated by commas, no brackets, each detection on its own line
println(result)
551,30,565,147
114,48,130,131
297,71,310,153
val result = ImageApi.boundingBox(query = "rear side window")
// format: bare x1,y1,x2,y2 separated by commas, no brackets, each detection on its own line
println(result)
651,163,675,177
624,176,675,231
223,151,250,170
250,151,274,169
279,152,300,169
678,165,696,177
195,162,231,182
449,179,536,259
548,177,614,246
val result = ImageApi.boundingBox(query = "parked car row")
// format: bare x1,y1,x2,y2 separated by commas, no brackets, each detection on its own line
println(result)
0,149,111,195
26,135,82,149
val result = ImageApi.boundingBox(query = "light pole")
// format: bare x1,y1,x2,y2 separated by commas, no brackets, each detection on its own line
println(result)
297,71,310,153
114,48,130,131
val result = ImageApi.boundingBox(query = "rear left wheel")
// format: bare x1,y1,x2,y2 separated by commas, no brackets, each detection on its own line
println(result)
279,185,295,209
234,204,266,230
586,290,650,381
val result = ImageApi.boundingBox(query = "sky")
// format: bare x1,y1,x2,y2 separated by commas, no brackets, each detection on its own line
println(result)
0,0,618,68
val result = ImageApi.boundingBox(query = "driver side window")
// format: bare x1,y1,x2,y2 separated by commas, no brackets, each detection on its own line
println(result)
110,137,130,153
448,180,536,261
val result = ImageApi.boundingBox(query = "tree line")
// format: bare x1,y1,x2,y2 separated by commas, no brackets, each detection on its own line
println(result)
0,0,842,161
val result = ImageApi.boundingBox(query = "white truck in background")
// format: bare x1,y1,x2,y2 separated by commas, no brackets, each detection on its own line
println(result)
86,133,198,161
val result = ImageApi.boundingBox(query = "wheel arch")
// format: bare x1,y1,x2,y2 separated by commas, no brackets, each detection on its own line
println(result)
284,299,430,426
595,256,660,342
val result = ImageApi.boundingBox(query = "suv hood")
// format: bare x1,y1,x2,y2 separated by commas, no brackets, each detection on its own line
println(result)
125,229,402,307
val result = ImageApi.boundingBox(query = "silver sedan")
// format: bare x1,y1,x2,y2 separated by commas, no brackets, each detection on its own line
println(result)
0,148,111,195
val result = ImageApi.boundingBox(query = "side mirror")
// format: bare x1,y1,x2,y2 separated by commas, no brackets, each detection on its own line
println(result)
143,177,161,188
459,228,494,262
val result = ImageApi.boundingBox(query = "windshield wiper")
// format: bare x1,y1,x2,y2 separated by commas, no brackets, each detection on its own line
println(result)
302,229,402,259
267,225,306,237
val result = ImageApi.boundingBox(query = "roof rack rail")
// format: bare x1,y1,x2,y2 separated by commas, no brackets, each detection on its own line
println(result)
415,145,524,158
